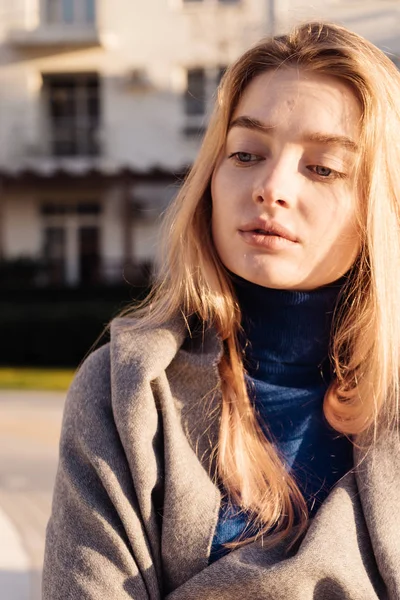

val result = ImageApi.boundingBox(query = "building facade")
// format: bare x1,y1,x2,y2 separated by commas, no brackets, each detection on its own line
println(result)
0,0,399,285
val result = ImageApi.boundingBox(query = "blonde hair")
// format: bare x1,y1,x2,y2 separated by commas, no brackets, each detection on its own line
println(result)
126,22,400,548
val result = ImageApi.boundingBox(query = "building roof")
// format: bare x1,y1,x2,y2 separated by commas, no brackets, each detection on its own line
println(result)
0,165,186,185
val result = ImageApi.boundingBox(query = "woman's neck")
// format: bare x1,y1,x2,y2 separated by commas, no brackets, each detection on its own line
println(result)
231,274,345,385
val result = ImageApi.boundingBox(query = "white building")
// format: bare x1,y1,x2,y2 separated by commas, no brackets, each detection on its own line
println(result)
0,0,399,285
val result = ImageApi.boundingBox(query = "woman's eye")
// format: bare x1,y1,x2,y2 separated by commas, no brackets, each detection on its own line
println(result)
229,152,261,164
314,165,332,177
308,165,340,178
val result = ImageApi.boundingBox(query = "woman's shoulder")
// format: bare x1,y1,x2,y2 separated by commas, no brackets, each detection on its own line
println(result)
109,313,222,377
64,313,222,434
70,314,186,384
62,343,113,441
72,342,111,391
110,315,187,371
64,315,188,421
59,316,181,456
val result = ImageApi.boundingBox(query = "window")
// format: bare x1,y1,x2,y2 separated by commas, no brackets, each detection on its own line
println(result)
79,226,100,285
183,66,227,134
182,0,240,4
43,73,101,157
185,68,207,116
43,227,66,285
389,55,400,70
86,0,96,23
40,201,101,215
217,65,227,84
45,0,96,25
41,200,101,285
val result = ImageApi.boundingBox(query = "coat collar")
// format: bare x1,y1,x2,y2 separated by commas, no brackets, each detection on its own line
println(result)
110,314,224,591
110,315,400,595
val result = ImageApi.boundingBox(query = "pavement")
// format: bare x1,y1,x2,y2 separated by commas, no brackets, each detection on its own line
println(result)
0,390,66,600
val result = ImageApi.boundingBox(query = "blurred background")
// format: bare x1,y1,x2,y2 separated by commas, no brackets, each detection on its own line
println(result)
0,0,399,598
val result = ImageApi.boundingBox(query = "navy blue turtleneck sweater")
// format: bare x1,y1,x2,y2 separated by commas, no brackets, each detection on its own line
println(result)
209,276,353,562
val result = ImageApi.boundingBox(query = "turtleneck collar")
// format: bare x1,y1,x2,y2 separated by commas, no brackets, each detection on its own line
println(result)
231,274,345,386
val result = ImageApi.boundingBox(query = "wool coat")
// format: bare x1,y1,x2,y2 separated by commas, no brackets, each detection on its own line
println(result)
42,316,400,599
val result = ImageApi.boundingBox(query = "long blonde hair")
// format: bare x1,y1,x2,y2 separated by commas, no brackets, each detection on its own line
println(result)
126,22,400,548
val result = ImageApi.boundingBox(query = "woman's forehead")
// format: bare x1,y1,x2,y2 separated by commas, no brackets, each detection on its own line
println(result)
231,68,361,145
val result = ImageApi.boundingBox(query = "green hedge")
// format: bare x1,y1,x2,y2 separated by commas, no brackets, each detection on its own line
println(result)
0,286,148,367
0,368,75,391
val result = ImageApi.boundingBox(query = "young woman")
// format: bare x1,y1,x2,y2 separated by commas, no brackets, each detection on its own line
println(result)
43,22,400,600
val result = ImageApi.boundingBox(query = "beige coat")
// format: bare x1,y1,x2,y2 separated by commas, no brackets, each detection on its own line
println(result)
43,317,400,599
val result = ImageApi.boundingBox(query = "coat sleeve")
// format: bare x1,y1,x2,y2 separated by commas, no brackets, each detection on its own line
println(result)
42,345,163,600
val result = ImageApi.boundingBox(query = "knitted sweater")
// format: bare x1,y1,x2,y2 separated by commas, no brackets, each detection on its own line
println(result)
211,278,353,559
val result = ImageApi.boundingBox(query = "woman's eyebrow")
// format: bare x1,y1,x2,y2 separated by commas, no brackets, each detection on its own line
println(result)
229,115,359,152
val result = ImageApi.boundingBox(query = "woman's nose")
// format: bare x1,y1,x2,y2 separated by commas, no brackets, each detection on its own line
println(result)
252,159,296,208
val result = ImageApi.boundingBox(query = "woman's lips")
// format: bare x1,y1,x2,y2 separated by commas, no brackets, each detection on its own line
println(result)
239,219,298,243
238,229,298,249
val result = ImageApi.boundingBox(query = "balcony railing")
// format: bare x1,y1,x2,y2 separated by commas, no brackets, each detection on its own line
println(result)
47,120,101,158
7,0,99,48
5,137,103,176
7,23,100,49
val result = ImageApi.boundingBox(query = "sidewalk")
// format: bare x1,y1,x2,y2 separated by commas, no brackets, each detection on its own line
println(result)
0,504,30,600
0,390,66,600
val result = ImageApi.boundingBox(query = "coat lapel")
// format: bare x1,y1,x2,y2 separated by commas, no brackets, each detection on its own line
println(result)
159,320,224,592
354,429,400,597
111,316,224,594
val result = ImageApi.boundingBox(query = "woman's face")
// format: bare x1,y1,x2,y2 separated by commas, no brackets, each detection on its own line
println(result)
211,68,361,290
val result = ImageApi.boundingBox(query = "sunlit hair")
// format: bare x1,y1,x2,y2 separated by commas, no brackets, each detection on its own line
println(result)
124,22,400,549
